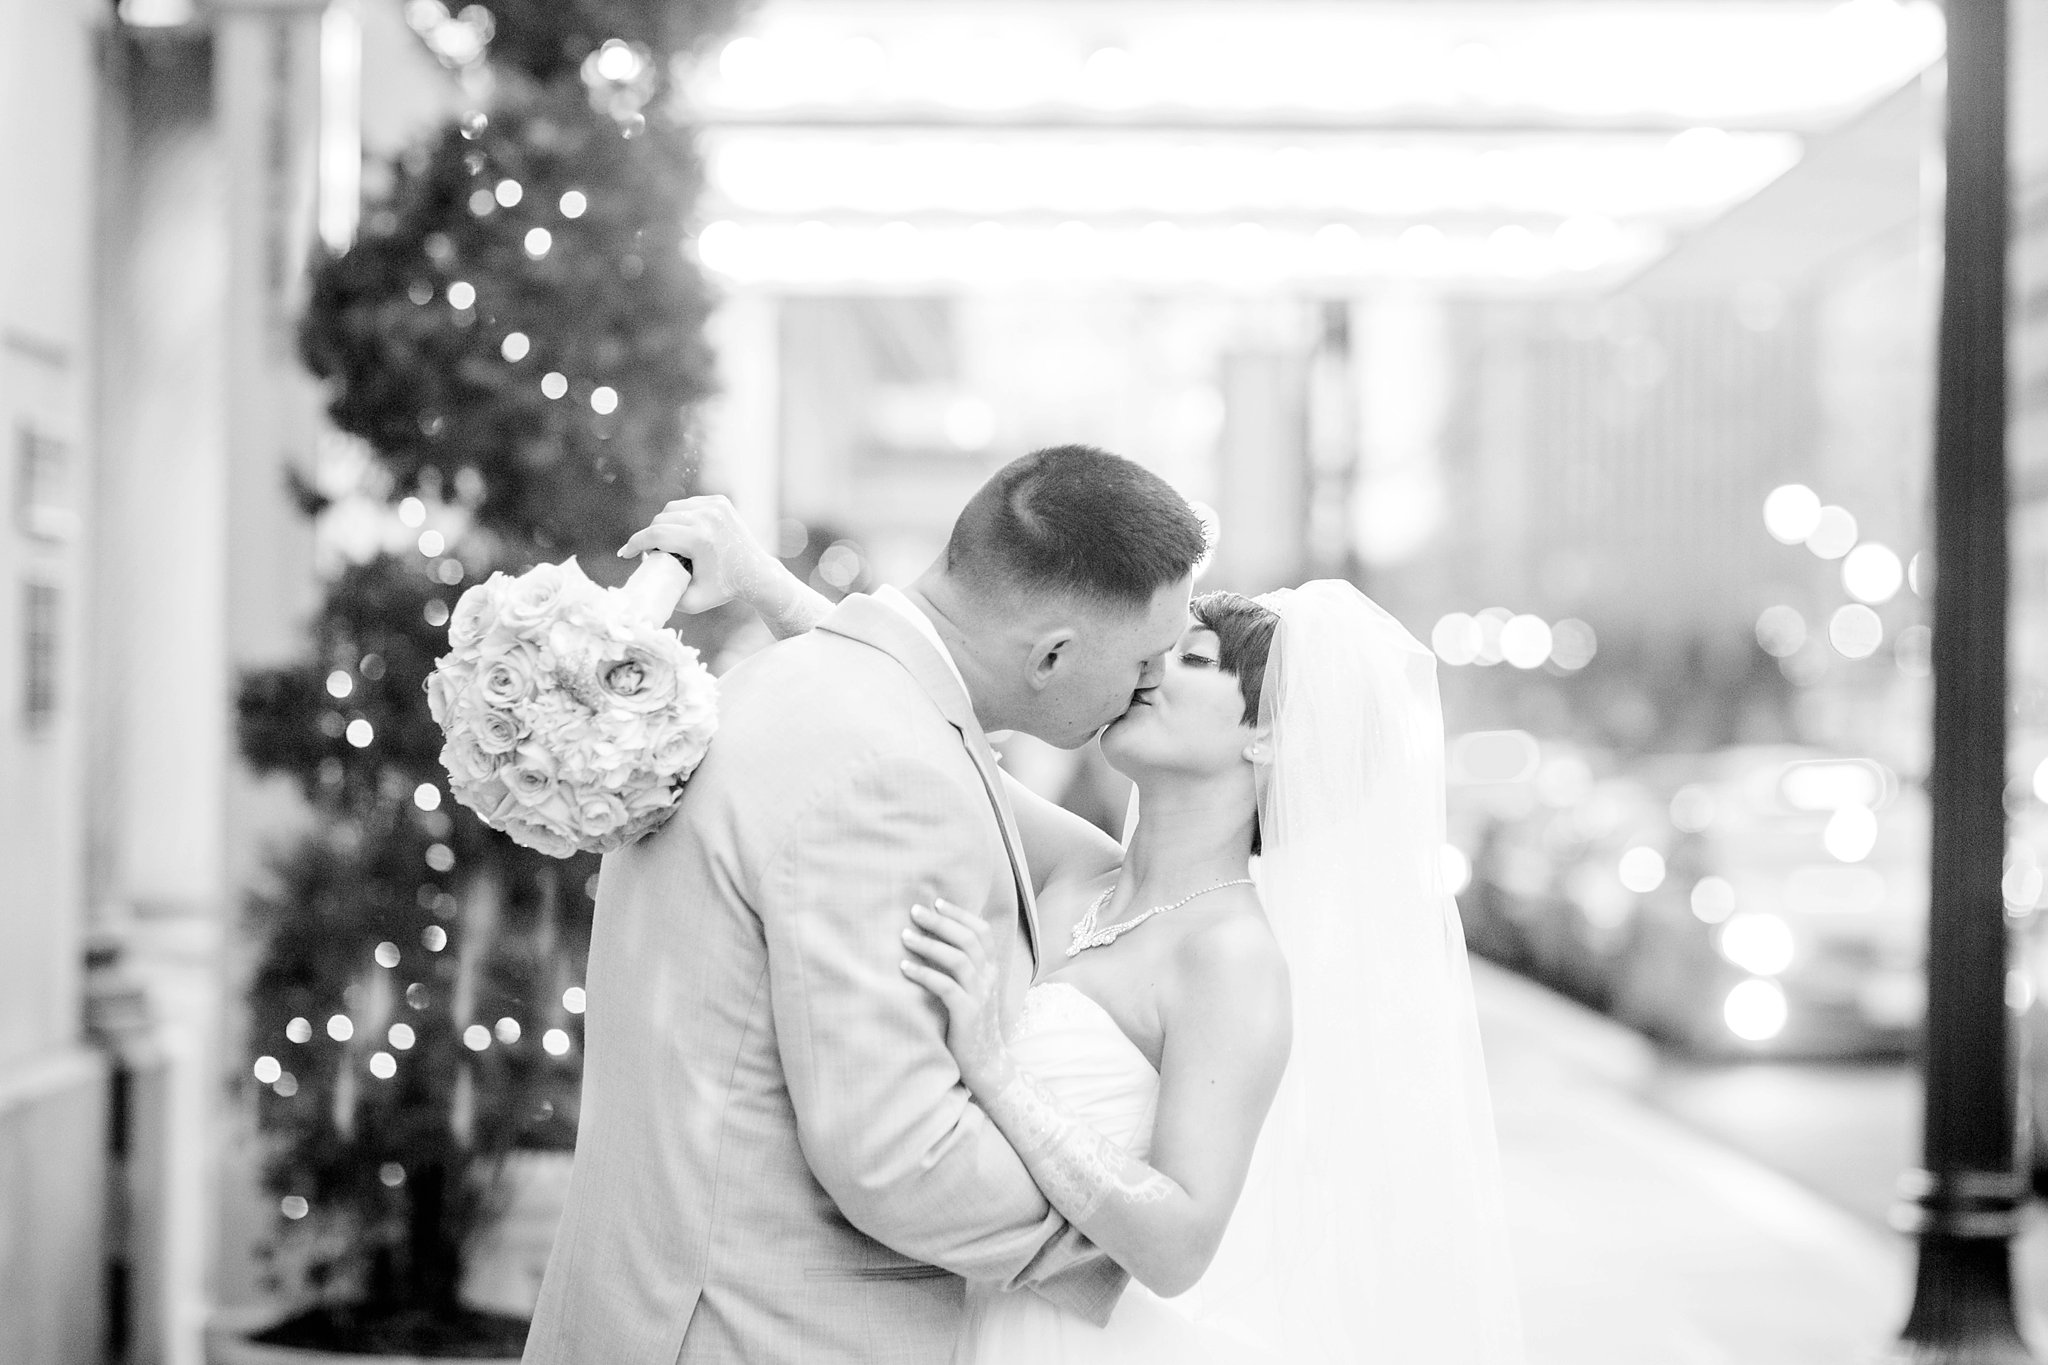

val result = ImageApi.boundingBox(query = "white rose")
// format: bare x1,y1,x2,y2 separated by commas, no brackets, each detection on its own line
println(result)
448,581,504,649
496,563,571,635
622,776,683,820
465,704,523,755
472,643,543,709
440,733,505,789
455,771,521,825
425,666,463,728
502,815,580,859
522,783,579,835
503,741,559,806
574,789,629,835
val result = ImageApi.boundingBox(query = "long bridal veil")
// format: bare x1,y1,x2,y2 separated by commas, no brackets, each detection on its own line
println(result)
1183,580,1524,1363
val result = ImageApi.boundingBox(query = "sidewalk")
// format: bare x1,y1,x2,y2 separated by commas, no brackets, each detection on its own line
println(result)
1473,961,1912,1365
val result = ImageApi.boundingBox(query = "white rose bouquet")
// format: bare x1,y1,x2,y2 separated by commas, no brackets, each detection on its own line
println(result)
426,553,717,858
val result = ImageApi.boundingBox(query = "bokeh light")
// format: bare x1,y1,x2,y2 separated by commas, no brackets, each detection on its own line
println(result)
1549,618,1598,671
1896,624,1932,678
388,1023,416,1050
1762,483,1821,543
1618,846,1666,894
1805,505,1858,559
1690,876,1736,923
1724,978,1789,1041
1828,603,1883,659
563,986,587,1014
1823,804,1878,862
493,178,522,208
369,1052,397,1079
501,332,531,362
253,1056,282,1084
1755,605,1806,657
542,1028,572,1057
1670,785,1717,833
1842,542,1903,603
463,1025,491,1051
1432,613,1481,666
1720,913,1795,976
326,1014,353,1042
1440,844,1473,895
1500,615,1553,669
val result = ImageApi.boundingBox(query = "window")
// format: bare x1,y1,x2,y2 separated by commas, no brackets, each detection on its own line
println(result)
24,581,57,732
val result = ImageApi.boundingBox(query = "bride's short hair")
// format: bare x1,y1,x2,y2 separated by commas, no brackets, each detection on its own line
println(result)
1191,590,1279,853
945,445,1209,605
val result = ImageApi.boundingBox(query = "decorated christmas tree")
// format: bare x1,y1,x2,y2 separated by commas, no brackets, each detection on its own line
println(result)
235,3,743,1350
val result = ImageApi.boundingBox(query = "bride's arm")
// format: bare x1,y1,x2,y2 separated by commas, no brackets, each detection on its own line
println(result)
902,900,1290,1298
999,772,1122,900
617,495,833,639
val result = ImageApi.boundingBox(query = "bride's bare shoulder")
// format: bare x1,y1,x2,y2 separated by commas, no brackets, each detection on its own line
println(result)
1167,905,1290,1022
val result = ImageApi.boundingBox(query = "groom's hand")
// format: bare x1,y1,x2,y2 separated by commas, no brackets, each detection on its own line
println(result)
901,899,1010,1096
617,495,776,615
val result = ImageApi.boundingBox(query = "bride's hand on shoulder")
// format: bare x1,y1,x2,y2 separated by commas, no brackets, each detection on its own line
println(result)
616,494,784,615
900,899,1011,1095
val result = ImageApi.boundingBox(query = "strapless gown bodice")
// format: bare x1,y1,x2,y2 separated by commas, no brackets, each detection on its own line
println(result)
953,983,1245,1365
1008,982,1160,1155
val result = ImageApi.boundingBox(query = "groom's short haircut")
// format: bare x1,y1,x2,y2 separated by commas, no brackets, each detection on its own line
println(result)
946,444,1208,606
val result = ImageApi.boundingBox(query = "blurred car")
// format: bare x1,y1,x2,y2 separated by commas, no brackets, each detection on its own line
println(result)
1447,730,1662,1009
1606,746,1927,1059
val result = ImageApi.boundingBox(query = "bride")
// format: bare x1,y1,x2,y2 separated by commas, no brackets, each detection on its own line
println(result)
620,497,1524,1363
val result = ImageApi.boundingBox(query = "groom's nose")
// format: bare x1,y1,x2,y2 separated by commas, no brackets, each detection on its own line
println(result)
1137,655,1167,690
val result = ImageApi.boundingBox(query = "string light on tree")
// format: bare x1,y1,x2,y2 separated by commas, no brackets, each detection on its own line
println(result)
242,13,741,1342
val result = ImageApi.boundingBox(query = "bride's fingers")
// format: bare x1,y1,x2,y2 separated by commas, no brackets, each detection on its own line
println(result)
900,958,969,1012
902,926,972,979
912,902,988,961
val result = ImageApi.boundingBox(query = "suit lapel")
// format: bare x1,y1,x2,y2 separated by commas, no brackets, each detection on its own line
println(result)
816,595,1043,966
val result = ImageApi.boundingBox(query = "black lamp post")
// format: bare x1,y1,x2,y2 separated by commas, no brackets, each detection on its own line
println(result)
1887,0,2034,1359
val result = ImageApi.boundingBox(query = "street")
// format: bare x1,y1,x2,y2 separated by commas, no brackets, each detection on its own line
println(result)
1483,959,2048,1354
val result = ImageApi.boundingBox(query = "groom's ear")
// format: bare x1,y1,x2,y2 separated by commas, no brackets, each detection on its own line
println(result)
1025,626,1078,692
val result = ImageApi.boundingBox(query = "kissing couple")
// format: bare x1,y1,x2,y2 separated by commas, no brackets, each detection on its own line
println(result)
522,445,1523,1364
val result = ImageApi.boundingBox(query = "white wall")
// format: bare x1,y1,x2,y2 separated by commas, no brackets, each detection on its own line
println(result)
0,0,118,1360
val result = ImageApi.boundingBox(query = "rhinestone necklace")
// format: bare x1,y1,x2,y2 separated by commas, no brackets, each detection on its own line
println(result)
1065,877,1255,957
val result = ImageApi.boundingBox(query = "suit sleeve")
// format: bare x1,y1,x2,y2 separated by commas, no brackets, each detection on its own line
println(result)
758,746,1127,1315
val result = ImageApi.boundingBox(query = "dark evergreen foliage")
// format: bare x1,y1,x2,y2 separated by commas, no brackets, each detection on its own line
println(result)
236,3,742,1346
298,79,718,556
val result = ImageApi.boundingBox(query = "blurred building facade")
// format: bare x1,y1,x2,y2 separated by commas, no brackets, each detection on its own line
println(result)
1,2,452,1361
685,0,1969,773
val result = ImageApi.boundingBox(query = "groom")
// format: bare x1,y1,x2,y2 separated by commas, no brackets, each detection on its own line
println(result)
523,445,1209,1365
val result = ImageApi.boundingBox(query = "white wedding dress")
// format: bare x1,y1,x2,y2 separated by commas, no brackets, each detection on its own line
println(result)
952,982,1269,1365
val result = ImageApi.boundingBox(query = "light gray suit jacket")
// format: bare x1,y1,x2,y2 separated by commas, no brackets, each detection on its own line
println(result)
523,594,1126,1365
